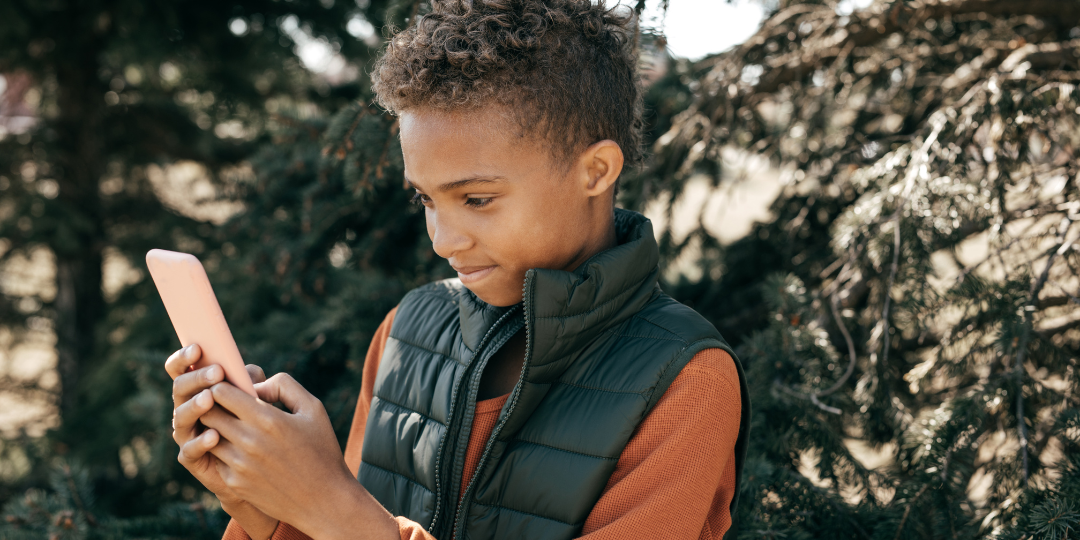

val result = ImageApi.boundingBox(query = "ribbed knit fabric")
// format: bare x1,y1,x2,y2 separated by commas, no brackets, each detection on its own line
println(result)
221,306,742,540
222,520,306,540
459,393,510,506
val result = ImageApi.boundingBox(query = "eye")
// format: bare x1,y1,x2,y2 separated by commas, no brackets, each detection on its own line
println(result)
411,191,432,207
465,196,493,208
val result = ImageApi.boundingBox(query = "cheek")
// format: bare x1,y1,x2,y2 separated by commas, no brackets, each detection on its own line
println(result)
493,210,564,267
479,215,520,258
528,189,579,233
424,208,435,239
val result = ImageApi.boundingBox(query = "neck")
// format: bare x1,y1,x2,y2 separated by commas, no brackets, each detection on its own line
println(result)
564,210,618,274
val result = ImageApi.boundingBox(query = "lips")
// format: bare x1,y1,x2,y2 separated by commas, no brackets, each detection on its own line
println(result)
452,264,497,284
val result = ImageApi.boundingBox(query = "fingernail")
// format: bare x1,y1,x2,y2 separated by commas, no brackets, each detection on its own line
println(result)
197,389,211,407
184,344,194,358
206,365,221,382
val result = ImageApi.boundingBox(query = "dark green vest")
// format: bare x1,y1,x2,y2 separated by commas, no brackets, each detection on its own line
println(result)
358,209,751,540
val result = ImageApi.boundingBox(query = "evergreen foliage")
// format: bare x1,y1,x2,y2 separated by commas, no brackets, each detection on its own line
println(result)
0,0,384,430
624,0,1080,537
0,0,418,531
2,0,1079,538
1,462,232,539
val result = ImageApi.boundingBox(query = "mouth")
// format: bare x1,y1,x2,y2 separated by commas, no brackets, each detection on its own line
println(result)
452,264,497,284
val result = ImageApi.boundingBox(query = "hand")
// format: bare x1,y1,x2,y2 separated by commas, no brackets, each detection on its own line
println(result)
201,373,399,540
165,343,280,539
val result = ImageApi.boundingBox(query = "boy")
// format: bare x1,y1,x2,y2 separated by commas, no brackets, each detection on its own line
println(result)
164,0,750,538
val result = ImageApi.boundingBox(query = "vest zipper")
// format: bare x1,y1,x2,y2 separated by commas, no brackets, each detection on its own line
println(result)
429,303,521,535
451,269,535,539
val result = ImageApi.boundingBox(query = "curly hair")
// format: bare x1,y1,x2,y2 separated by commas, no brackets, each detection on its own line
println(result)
371,0,643,177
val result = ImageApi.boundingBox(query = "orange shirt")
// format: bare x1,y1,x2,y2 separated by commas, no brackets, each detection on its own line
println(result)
223,306,742,540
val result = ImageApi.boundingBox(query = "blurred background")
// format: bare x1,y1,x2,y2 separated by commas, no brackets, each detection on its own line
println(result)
2,0,1080,537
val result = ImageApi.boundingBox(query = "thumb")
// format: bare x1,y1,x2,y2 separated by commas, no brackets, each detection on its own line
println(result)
254,373,312,414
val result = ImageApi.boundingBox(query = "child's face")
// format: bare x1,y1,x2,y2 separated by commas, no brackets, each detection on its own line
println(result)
400,106,619,307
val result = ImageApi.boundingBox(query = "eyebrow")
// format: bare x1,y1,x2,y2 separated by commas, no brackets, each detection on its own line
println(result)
406,176,505,193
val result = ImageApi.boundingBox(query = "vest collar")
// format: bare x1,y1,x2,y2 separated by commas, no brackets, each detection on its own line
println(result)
456,208,660,378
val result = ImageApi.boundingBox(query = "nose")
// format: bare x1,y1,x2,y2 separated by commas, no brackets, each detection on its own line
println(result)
428,208,472,260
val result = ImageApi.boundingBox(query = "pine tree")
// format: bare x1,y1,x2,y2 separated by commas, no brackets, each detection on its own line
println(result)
620,0,1080,537
0,0,412,524
0,0,370,426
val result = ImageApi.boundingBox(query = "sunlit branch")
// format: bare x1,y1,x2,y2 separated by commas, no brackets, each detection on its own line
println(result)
1013,216,1076,487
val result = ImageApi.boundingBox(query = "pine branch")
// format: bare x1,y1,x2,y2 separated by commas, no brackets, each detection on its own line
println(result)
822,295,860,399
892,484,930,540
774,232,872,414
1014,217,1077,487
951,212,1054,288
738,0,1080,95
775,381,841,415
60,464,97,527
780,467,875,540
772,289,858,415
322,106,369,160
878,214,902,372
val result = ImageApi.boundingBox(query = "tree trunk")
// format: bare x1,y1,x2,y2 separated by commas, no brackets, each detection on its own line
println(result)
51,11,107,423
54,253,104,420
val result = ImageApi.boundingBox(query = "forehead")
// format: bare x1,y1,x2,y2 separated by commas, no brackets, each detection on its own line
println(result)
401,103,518,136
399,106,523,150
399,106,556,187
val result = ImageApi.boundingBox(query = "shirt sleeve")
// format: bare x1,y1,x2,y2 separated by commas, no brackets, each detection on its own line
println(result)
221,520,308,540
222,517,434,540
578,348,743,540
221,517,257,540
344,306,398,475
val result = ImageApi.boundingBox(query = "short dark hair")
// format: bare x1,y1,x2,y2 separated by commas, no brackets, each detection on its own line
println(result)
371,0,643,178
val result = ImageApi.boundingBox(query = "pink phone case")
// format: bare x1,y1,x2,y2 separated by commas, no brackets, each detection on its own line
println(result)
145,249,258,398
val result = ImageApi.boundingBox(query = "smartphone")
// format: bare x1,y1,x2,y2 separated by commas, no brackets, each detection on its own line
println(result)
145,249,258,399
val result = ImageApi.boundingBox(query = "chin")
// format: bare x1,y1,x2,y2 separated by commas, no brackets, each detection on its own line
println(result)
465,283,523,307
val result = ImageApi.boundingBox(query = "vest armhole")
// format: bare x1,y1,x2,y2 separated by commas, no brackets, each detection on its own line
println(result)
642,339,732,418
640,338,751,539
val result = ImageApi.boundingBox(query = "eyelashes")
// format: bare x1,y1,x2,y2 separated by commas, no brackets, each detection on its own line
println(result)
410,191,493,209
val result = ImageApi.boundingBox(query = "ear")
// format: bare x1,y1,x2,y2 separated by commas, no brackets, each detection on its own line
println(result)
577,140,624,197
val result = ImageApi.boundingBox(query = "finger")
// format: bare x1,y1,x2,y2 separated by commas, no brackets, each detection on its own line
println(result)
164,347,188,379
210,441,241,488
173,389,215,445
172,364,225,407
254,373,313,414
245,364,267,385
210,379,273,421
200,401,247,441
178,427,219,465
165,343,203,379
208,438,245,470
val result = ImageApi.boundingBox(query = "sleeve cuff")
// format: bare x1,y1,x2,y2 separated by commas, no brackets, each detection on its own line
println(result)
222,518,302,540
224,514,428,540
394,516,439,540
222,518,253,540
270,522,313,540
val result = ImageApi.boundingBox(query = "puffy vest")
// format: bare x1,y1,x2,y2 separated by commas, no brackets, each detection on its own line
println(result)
358,209,751,540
